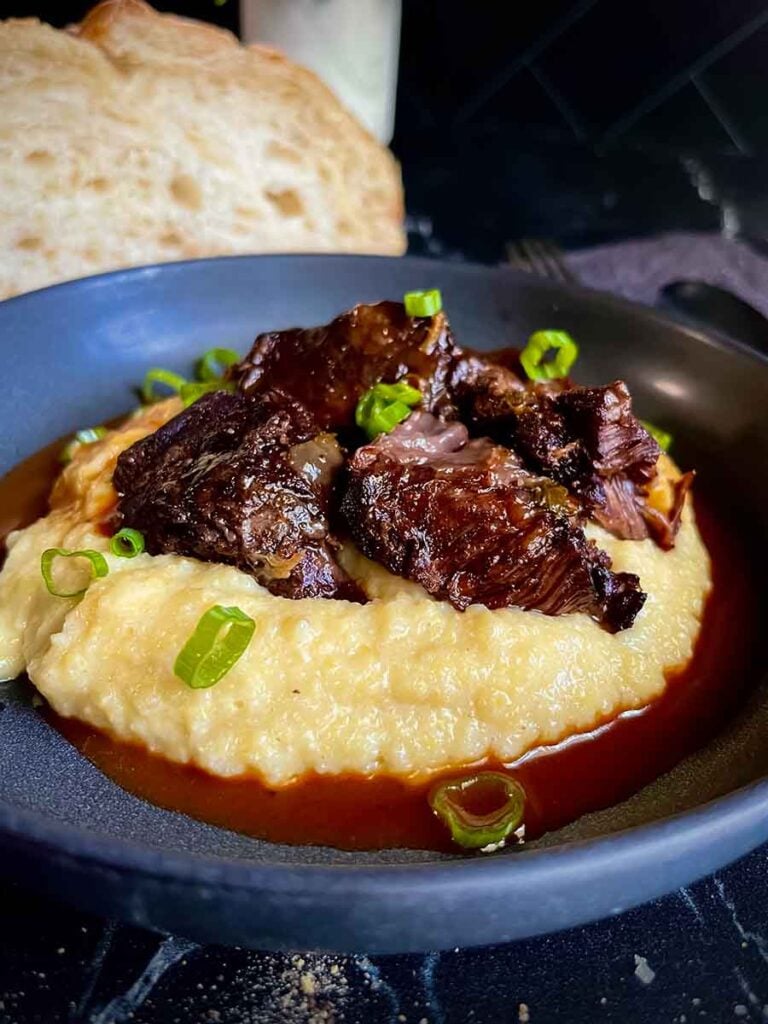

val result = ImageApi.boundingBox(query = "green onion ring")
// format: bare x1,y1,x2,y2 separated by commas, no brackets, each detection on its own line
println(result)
355,380,422,440
520,330,579,382
60,425,108,464
75,426,108,445
40,547,109,599
196,347,239,383
109,528,145,559
641,419,673,453
141,367,188,405
428,771,525,850
174,604,256,690
403,288,442,317
180,379,235,408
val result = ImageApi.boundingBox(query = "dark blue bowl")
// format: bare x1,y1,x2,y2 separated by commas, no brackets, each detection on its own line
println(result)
1,255,767,953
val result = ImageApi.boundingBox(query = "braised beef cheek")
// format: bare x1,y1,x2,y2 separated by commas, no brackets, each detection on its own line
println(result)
341,412,646,632
458,368,686,550
229,301,461,430
113,389,363,602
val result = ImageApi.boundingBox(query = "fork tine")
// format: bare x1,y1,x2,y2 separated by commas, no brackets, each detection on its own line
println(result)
519,239,551,280
506,238,579,285
505,241,534,275
540,239,576,284
522,238,577,285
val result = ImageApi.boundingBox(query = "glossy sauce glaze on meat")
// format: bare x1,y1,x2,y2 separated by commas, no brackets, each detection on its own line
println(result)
113,389,363,601
114,299,692,631
341,412,645,632
229,301,462,431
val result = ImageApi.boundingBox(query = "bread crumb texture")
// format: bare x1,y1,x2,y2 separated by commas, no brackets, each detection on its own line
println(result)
0,0,405,299
0,406,711,786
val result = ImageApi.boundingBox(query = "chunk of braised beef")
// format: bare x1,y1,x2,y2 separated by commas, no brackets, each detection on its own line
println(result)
455,366,591,491
615,468,695,550
113,389,364,602
458,366,688,549
555,382,659,484
229,301,462,431
341,412,645,632
523,383,690,548
448,352,524,413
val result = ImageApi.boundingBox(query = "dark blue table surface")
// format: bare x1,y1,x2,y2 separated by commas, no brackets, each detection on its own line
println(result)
2,847,768,1023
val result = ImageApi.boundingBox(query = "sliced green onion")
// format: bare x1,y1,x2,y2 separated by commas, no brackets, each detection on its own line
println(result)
60,426,108,464
174,604,255,690
141,368,188,405
355,380,422,440
40,547,109,599
520,330,579,381
110,528,145,559
180,379,235,408
404,289,442,317
641,419,673,453
196,347,239,383
428,771,525,850
75,426,108,445
367,400,412,435
365,380,423,406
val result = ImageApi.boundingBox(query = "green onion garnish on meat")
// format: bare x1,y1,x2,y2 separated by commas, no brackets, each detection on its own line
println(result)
195,347,239,383
109,528,145,559
641,420,673,452
141,368,188,405
428,771,525,850
40,547,109,598
520,330,579,382
403,289,443,317
355,380,422,440
180,379,235,408
174,604,256,690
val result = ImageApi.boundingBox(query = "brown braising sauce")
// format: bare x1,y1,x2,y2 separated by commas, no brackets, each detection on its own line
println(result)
1,436,759,852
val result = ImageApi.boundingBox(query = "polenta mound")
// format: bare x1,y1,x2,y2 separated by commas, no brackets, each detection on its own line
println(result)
0,404,711,786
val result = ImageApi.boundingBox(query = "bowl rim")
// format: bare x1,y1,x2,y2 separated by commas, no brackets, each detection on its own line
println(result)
2,250,767,369
1,773,768,893
1,253,767,911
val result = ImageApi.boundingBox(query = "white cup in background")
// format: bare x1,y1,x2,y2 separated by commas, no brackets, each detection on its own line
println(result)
240,0,401,144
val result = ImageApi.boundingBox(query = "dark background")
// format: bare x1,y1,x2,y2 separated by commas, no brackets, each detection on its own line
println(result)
5,0,768,260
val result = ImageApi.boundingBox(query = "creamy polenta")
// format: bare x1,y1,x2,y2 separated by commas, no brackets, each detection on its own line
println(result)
0,403,711,786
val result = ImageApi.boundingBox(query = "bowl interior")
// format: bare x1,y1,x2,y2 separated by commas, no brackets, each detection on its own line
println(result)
1,254,767,871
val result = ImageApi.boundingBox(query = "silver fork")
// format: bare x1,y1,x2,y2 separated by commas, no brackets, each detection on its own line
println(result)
506,238,579,285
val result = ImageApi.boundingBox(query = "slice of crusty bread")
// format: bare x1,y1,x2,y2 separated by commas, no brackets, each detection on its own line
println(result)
0,0,405,300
